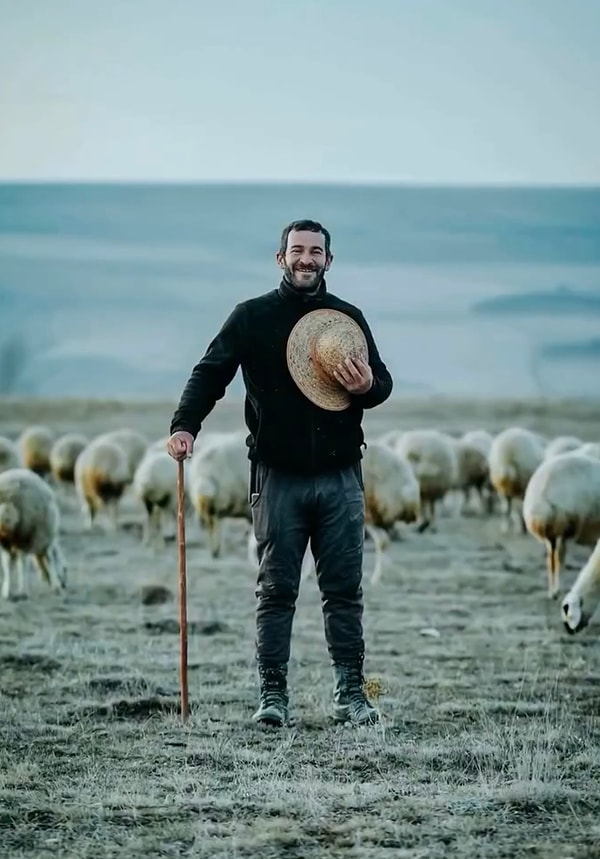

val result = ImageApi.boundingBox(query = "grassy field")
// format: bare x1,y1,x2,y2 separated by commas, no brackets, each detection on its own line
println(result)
1,395,600,858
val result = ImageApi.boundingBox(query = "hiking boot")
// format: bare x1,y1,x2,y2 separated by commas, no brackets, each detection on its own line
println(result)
252,663,289,727
332,662,379,725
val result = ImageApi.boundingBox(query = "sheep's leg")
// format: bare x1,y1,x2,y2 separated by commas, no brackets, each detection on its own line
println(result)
15,554,28,598
545,537,561,600
152,506,166,551
209,518,221,558
367,524,389,585
501,496,513,534
80,496,96,531
519,509,527,534
247,529,259,567
44,543,67,590
416,499,431,533
105,501,118,533
549,537,566,600
1,550,15,600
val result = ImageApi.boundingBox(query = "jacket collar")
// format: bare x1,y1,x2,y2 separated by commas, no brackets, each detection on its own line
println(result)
278,276,327,303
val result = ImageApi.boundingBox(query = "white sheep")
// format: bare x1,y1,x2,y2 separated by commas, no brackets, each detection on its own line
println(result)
132,449,182,549
451,429,496,515
0,468,67,599
187,431,251,557
94,428,148,482
17,425,55,478
74,437,131,531
561,538,600,634
361,441,420,582
391,429,458,532
543,435,583,460
523,452,600,599
578,442,600,460
0,436,20,474
253,443,420,585
50,433,88,486
488,427,546,533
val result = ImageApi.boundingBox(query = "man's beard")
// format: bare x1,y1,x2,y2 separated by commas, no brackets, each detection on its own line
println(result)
284,263,326,290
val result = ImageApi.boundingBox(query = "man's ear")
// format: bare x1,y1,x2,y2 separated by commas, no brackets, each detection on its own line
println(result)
325,253,334,271
275,251,285,269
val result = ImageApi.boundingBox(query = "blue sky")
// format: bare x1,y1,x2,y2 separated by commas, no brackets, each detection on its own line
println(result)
1,0,599,183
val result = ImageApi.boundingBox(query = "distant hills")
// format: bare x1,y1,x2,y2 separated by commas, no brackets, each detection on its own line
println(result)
539,337,600,362
470,285,600,316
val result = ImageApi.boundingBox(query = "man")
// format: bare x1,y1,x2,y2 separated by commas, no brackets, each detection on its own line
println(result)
167,219,393,727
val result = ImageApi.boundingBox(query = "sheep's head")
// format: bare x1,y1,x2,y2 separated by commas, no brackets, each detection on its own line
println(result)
561,540,600,635
561,592,590,635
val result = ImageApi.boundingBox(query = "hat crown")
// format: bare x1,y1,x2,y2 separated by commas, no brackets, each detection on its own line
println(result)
285,308,369,411
313,322,367,380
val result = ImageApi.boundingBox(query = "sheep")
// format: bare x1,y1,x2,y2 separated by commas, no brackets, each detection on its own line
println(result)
132,449,182,549
522,452,600,599
0,468,67,599
361,441,420,582
488,427,546,533
0,436,20,474
17,425,55,478
578,442,600,460
391,429,458,532
74,438,131,531
451,430,496,515
50,433,88,485
94,428,148,481
561,538,600,634
252,443,420,585
187,431,251,557
543,435,583,460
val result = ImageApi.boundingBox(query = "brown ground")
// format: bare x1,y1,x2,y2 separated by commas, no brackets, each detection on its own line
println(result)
1,396,600,859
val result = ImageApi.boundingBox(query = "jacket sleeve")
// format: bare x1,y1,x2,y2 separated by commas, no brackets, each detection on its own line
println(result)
169,303,248,438
353,310,393,409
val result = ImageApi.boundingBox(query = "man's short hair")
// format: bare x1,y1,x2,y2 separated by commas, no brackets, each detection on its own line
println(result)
279,219,332,256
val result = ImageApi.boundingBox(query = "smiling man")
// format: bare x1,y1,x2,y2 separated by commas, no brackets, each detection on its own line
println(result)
168,219,393,728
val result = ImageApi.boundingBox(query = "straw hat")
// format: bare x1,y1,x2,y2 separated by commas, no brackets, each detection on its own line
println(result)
286,309,369,411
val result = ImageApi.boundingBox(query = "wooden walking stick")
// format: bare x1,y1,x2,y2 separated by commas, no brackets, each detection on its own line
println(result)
177,457,190,723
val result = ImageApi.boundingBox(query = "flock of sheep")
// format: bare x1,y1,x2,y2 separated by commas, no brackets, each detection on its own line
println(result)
1,421,600,636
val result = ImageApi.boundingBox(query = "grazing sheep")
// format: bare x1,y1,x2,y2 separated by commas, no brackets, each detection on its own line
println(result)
452,430,496,515
50,433,88,485
543,435,583,460
0,468,67,599
132,450,181,548
391,429,458,532
17,425,55,478
523,452,600,599
488,427,546,533
362,441,420,583
0,436,20,474
95,428,148,481
187,431,251,557
578,442,600,460
561,538,600,634
74,438,131,530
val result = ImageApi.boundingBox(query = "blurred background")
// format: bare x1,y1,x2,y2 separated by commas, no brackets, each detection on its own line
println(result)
1,0,599,400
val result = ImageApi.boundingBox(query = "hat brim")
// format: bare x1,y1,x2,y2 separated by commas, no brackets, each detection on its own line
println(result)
286,309,369,411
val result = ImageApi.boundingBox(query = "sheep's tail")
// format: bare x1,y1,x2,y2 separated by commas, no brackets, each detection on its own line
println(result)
0,501,19,532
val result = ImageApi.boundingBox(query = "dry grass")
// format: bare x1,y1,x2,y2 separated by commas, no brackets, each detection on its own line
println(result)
1,396,600,858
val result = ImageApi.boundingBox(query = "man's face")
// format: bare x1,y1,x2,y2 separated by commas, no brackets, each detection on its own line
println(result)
277,229,332,289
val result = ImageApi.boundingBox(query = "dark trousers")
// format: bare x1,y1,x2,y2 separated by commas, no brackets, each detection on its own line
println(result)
250,461,366,666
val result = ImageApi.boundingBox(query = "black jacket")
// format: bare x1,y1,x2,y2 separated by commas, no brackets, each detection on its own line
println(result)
170,279,393,475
